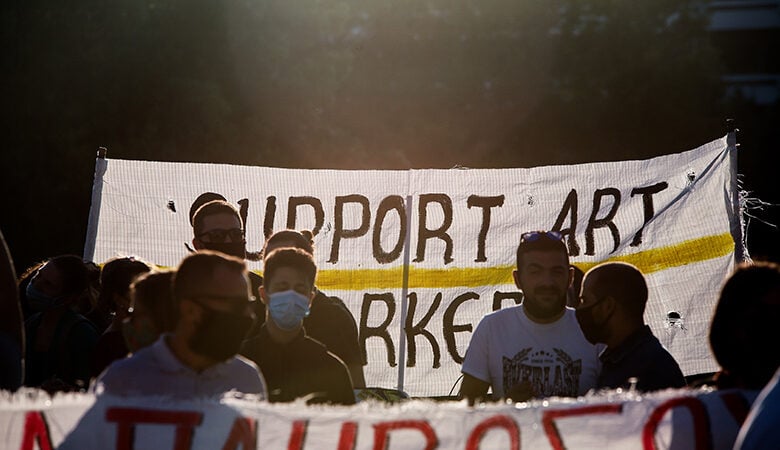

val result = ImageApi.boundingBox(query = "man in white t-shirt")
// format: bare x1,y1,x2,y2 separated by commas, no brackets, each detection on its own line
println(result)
460,230,601,404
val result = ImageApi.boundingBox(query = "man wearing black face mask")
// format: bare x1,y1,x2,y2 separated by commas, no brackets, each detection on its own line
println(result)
94,251,267,398
190,199,266,339
191,199,248,260
576,261,686,392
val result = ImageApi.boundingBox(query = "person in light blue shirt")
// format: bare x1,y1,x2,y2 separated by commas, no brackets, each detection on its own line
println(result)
94,251,266,398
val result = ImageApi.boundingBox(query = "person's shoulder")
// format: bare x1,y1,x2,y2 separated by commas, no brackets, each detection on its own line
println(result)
96,348,149,390
228,355,266,392
557,307,584,325
312,290,349,311
103,345,155,372
232,353,263,372
314,290,347,305
636,326,674,357
310,291,355,321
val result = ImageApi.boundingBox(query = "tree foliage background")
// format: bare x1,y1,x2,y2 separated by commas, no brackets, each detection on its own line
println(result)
2,0,777,271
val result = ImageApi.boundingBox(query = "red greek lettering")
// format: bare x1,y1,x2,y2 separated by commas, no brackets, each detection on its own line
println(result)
105,407,202,450
465,415,519,450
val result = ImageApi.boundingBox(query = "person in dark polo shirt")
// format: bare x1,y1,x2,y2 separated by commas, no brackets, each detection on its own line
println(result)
257,229,365,388
241,247,355,405
576,261,686,392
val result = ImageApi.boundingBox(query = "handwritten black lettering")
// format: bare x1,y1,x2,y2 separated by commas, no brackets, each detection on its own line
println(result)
287,196,325,237
467,195,505,263
414,194,454,264
405,292,442,368
373,195,406,264
553,189,581,257
586,188,621,255
630,182,668,247
360,293,397,367
329,195,371,264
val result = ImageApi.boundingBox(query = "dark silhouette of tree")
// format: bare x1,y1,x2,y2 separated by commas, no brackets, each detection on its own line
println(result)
0,0,776,271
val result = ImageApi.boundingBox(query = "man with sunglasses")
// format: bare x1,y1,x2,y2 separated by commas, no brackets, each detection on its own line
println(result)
460,230,601,405
191,199,249,261
190,199,266,339
94,251,266,398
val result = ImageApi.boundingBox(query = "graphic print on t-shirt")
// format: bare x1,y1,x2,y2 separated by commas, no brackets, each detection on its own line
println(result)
502,347,582,397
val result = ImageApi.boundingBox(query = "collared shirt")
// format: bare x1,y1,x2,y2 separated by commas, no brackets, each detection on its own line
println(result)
94,334,266,398
598,325,686,392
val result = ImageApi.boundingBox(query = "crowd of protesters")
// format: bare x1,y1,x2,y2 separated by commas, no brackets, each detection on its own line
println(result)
0,199,779,444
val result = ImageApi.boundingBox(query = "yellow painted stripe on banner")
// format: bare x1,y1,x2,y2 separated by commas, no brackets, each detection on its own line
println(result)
571,232,735,274
314,232,735,291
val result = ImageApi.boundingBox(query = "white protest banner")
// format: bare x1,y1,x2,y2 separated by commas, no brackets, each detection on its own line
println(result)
84,134,744,397
1,387,758,449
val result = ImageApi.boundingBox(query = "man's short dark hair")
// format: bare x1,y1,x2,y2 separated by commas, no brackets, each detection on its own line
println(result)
264,229,315,257
173,251,247,301
189,192,227,226
130,269,178,332
262,247,317,289
515,230,569,268
99,256,154,312
192,200,243,236
586,262,648,316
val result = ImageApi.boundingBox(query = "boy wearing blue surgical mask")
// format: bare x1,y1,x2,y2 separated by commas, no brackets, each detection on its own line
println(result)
241,247,356,405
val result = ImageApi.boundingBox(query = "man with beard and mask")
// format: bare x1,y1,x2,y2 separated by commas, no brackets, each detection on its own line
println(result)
460,230,601,405
576,261,685,392
240,247,355,405
190,198,266,339
94,251,266,398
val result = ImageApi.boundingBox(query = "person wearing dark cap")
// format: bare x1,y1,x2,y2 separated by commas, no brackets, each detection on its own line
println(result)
576,261,686,392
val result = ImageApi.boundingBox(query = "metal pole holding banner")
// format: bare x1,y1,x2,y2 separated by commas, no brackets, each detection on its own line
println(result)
725,120,749,263
83,147,108,263
396,193,413,394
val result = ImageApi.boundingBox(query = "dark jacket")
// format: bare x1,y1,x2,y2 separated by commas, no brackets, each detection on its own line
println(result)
598,325,686,392
241,325,355,405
